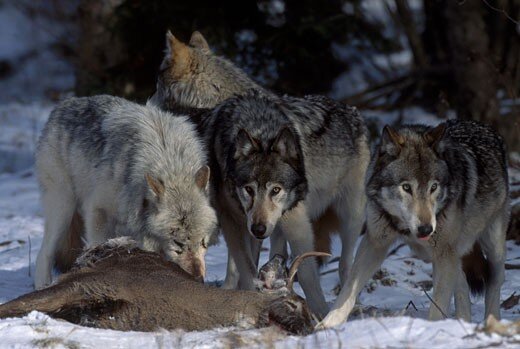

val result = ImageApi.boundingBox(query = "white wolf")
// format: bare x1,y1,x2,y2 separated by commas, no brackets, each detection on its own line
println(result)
34,95,217,288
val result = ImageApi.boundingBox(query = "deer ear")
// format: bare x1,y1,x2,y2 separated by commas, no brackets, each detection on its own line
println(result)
423,123,447,148
380,125,404,155
272,127,299,161
165,30,191,79
189,31,210,52
145,173,165,198
194,165,210,190
235,129,260,159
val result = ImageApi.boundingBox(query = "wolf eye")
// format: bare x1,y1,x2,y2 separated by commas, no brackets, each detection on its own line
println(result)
430,183,438,193
402,183,412,194
173,239,185,249
244,186,254,196
271,187,281,195
201,239,208,249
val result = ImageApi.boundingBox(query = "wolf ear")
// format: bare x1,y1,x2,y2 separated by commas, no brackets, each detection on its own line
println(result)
189,31,210,52
272,127,299,161
165,30,191,78
145,173,165,198
194,165,210,190
381,125,404,155
423,123,447,148
235,129,260,159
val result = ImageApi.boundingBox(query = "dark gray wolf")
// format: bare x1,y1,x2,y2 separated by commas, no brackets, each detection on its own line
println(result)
151,32,369,311
199,92,369,318
320,120,510,327
34,95,217,288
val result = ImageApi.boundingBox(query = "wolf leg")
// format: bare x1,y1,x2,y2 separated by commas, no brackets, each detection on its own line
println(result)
35,186,76,289
269,226,288,260
479,212,507,320
318,232,394,328
84,207,110,246
335,146,368,285
280,203,328,319
222,251,239,289
454,265,471,321
429,250,459,320
219,214,257,291
221,237,258,290
334,192,365,286
250,235,262,268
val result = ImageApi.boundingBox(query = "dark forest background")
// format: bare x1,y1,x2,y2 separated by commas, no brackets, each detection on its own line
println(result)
14,0,519,149
5,0,520,238
70,0,520,151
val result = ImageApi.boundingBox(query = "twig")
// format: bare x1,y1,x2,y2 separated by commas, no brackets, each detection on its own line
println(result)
28,235,32,277
320,268,338,276
481,0,520,25
405,300,418,312
505,263,520,270
420,285,447,319
387,243,406,257
421,286,471,336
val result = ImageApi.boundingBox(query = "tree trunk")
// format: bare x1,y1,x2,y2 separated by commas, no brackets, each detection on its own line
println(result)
75,0,127,97
443,0,500,126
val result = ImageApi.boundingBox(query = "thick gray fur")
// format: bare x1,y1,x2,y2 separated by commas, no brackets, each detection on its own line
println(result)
34,95,217,289
150,31,371,319
201,92,370,318
320,119,510,327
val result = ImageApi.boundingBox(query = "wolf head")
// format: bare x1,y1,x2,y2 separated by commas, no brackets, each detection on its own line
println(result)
142,166,217,281
368,123,450,242
152,31,264,110
231,126,307,239
215,96,307,239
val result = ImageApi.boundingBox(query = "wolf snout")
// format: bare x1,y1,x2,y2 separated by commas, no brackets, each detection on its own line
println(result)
174,252,206,282
251,223,267,239
417,224,433,240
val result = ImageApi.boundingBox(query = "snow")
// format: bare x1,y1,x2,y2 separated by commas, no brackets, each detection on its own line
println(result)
0,2,519,348
0,102,519,348
0,1,75,103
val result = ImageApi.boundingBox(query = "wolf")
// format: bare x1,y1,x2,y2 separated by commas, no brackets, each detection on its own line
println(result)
319,120,510,328
151,30,273,111
194,92,369,318
151,31,362,297
34,95,218,289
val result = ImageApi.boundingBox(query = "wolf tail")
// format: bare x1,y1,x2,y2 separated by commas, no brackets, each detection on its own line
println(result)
54,210,84,273
462,242,490,296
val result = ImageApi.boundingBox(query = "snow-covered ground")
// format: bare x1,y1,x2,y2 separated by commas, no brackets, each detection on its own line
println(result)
0,1,519,347
0,102,519,348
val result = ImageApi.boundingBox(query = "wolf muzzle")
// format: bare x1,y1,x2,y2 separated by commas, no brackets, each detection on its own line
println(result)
417,224,433,240
251,223,268,239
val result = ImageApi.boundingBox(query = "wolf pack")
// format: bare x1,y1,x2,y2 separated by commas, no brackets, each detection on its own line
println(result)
30,30,510,330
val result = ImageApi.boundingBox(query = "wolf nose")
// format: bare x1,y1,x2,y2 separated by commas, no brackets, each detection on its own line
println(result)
251,223,267,238
417,224,433,238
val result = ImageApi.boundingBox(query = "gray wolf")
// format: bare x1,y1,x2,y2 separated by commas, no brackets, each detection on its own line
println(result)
3,237,318,335
34,95,217,288
320,120,510,327
150,30,272,111
200,92,370,318
151,31,366,303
